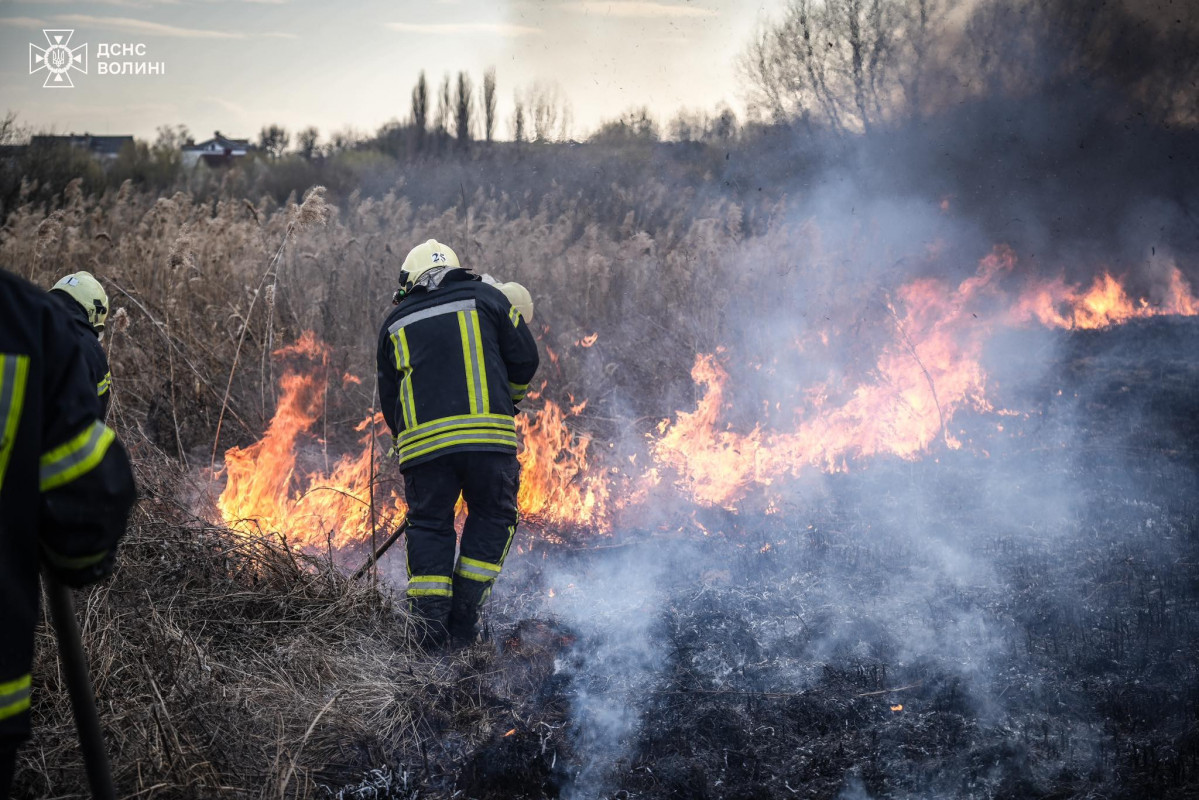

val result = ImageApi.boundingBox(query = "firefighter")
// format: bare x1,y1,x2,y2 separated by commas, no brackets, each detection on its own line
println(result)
49,271,112,415
0,268,136,795
377,239,539,649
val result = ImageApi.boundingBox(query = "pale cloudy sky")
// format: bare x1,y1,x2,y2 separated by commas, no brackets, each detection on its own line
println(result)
0,0,782,142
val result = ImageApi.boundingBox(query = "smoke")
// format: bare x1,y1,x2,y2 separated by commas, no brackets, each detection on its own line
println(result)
485,1,1199,796
539,546,671,798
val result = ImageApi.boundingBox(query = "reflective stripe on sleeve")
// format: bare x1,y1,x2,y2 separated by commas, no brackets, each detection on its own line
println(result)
39,420,115,491
0,354,30,489
455,556,502,583
96,372,112,397
0,673,32,721
41,545,108,570
392,328,417,430
508,306,522,327
509,381,529,402
407,575,452,597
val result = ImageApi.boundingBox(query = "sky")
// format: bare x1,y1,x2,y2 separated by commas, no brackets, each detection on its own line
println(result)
0,0,781,144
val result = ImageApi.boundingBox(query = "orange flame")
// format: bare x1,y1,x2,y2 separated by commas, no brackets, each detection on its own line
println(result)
650,250,1196,507
516,399,610,530
217,334,404,549
217,334,609,545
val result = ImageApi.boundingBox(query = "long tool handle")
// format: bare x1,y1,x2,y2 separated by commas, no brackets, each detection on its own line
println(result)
44,576,115,800
352,517,410,580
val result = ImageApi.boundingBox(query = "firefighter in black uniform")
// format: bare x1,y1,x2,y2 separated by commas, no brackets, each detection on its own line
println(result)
49,271,112,415
0,268,136,795
377,239,539,649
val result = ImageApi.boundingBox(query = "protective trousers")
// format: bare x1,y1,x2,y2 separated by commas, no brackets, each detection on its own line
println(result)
402,451,520,648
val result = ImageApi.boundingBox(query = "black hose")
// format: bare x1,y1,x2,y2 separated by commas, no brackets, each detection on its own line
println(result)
44,577,115,800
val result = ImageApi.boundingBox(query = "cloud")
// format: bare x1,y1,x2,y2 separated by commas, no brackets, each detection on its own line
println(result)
51,14,296,39
0,17,47,29
385,22,542,37
564,1,718,18
55,14,244,38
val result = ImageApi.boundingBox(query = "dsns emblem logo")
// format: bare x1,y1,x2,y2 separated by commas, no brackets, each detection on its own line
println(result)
29,30,88,88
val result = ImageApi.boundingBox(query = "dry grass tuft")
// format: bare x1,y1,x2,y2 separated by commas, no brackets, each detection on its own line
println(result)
16,446,471,798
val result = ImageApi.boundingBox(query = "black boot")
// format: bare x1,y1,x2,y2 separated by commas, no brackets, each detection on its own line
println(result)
448,576,489,646
408,596,451,652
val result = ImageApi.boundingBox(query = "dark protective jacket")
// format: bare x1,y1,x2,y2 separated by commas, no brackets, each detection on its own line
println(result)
376,270,540,470
0,269,136,740
49,290,111,415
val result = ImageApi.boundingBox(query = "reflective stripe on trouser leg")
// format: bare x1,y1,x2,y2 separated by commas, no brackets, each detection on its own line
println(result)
0,674,31,721
406,575,452,597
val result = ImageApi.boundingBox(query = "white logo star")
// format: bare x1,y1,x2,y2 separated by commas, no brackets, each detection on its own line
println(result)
30,30,88,89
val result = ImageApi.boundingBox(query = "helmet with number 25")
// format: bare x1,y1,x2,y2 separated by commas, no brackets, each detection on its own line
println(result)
399,239,459,293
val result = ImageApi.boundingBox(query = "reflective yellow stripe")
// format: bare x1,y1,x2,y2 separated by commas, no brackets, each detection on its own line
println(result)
0,354,30,489
393,328,417,430
509,381,528,401
455,555,502,583
39,420,115,491
398,413,515,446
508,306,522,327
458,311,479,414
42,545,108,570
500,522,518,565
401,422,516,452
407,575,452,597
96,371,112,397
399,429,518,464
470,310,489,413
0,673,32,721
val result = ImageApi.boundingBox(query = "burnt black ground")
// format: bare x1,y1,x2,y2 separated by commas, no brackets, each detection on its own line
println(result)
331,318,1199,800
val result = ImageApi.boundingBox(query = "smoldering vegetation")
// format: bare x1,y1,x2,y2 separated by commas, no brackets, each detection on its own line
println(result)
4,0,1199,797
485,316,1199,799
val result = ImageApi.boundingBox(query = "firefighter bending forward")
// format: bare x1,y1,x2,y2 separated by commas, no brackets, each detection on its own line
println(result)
49,271,113,415
377,239,539,649
0,269,136,795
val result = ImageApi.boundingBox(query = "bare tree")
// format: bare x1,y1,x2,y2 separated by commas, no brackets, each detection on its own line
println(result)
411,71,428,149
296,126,320,160
523,82,572,142
454,71,473,148
741,0,932,134
512,95,526,143
435,74,452,141
482,67,497,143
327,126,360,154
591,107,659,144
258,124,290,158
0,112,24,145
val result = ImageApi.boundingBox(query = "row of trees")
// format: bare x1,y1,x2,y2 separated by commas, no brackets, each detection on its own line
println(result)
248,68,741,163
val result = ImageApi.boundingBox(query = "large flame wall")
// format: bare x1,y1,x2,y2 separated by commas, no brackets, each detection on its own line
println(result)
215,251,1197,546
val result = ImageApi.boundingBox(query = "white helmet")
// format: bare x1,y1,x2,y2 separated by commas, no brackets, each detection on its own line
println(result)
399,238,459,292
51,271,109,332
496,281,534,323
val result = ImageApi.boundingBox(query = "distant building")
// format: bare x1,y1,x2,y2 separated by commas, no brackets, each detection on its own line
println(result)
181,131,254,168
28,134,133,161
